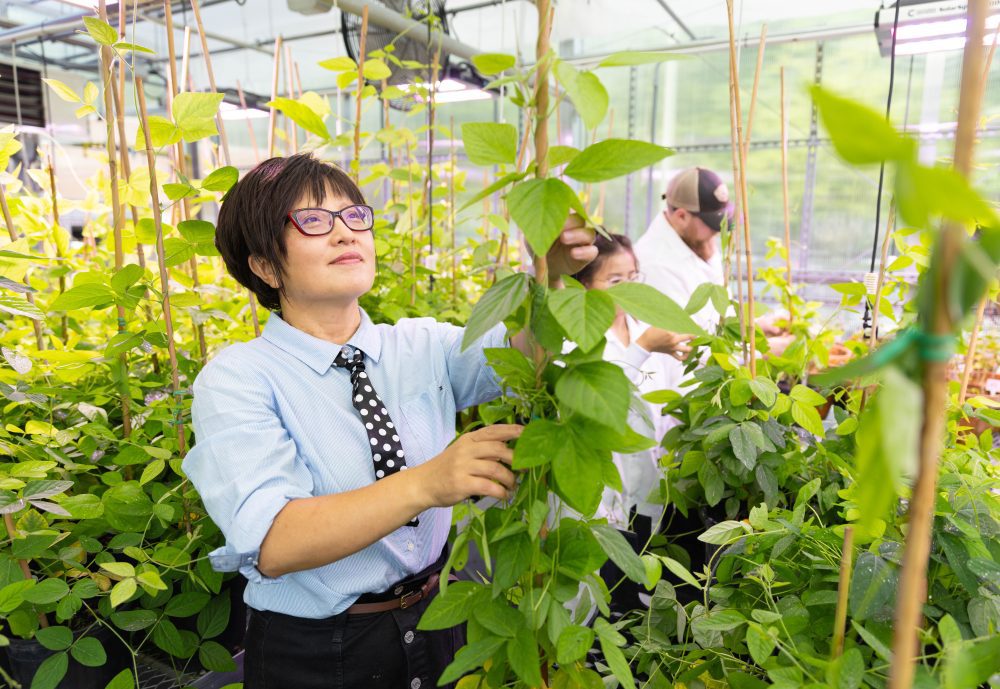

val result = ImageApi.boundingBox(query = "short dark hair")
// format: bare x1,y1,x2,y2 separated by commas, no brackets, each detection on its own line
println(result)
215,153,366,312
570,231,636,287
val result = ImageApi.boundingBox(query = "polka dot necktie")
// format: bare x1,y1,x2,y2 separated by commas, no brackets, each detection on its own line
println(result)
334,346,418,527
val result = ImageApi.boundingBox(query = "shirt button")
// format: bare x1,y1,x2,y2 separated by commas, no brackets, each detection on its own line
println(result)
406,541,414,552
404,630,415,644
394,585,405,595
410,679,421,689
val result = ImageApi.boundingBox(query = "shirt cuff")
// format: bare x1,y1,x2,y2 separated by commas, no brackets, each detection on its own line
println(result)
620,342,652,372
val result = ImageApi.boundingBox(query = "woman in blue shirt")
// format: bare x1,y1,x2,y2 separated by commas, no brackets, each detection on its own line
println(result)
182,153,596,689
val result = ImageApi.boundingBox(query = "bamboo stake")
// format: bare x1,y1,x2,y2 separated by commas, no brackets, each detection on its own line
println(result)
742,24,767,160
868,202,896,350
594,109,614,220
0,187,45,349
779,66,794,326
268,36,283,158
888,3,988,687
831,527,854,659
294,61,304,99
190,0,232,165
237,79,261,163
425,47,442,292
46,160,69,341
179,25,191,101
958,298,988,407
727,60,747,348
534,0,553,291
727,0,757,377
450,115,457,307
285,44,297,155
353,6,370,183
114,1,147,272
136,77,186,455
100,0,132,437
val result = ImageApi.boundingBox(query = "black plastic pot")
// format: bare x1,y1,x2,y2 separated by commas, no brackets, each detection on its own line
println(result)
6,624,131,689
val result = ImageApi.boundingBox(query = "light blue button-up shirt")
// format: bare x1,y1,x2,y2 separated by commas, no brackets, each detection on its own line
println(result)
182,308,506,618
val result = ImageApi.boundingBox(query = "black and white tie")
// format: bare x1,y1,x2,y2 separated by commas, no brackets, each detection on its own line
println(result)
334,346,418,527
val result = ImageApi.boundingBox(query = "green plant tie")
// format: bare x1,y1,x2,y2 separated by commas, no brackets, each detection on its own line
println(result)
871,327,955,367
172,388,190,397
117,317,126,330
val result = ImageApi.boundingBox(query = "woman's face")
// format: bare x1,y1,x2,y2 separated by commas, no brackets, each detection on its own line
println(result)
251,190,377,309
585,249,638,291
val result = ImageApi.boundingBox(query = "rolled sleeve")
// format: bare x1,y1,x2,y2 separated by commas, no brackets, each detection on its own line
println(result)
615,343,653,386
183,353,314,583
435,322,507,411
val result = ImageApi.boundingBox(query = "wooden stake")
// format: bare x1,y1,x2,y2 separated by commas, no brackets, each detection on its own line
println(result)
958,298,988,407
831,526,854,659
46,160,69,342
179,25,191,101
727,0,757,377
534,0,553,290
100,0,132,436
779,66,794,325
237,79,261,163
268,35,283,158
888,3,988,687
294,61,304,99
136,77,186,455
353,6,370,183
450,115,457,307
727,53,747,348
285,44,297,154
190,0,232,165
742,24,767,160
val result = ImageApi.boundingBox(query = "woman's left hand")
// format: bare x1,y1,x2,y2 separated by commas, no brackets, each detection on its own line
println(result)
546,213,598,279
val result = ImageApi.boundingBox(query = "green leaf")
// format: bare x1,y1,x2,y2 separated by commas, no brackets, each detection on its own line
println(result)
111,609,158,631
698,458,724,506
564,139,674,183
790,400,825,437
165,591,210,618
592,523,647,586
459,170,529,211
472,52,516,75
0,293,45,320
507,632,543,687
22,579,69,604
660,555,702,590
110,264,144,295
789,384,827,406
142,116,182,149
745,625,775,665
748,377,778,407
943,634,1000,689
437,636,506,685
30,651,68,689
849,552,897,621
548,284,615,352
473,597,524,638
318,56,357,72
201,166,239,192
71,636,107,668
152,618,186,657
507,178,577,256
827,647,864,689
895,158,1000,230
139,459,165,486
178,219,216,244
42,78,81,103
557,624,595,665
197,594,231,638
811,85,912,165
693,608,747,632
555,361,631,428
362,58,392,81
553,60,608,130
606,282,704,335
513,419,567,469
35,625,73,651
110,578,137,608
112,41,154,54
199,640,237,672
266,97,329,140
461,272,530,351
551,438,606,516
492,532,533,592
82,17,118,46
173,92,224,142
729,425,759,470
417,581,487,630
99,562,136,579
698,520,751,545
50,283,115,311
548,145,580,168
597,50,687,67
596,625,635,689
461,122,517,166
104,669,136,689
163,237,196,267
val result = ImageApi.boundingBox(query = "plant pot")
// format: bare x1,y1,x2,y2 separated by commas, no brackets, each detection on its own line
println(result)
6,624,131,689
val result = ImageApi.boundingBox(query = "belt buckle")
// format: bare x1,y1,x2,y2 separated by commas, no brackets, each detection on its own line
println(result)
399,589,420,609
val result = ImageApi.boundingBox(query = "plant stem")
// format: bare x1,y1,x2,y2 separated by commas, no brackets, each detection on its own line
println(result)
46,160,69,341
779,66,794,326
353,6,369,183
868,201,896,351
831,526,854,659
136,76,186,455
888,3,987,687
0,181,46,350
268,35,283,158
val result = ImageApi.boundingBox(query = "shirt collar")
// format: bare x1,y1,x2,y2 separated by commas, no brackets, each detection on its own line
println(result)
261,307,382,374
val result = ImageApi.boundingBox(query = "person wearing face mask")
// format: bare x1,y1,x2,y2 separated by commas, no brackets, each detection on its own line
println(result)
182,153,597,689
569,232,691,615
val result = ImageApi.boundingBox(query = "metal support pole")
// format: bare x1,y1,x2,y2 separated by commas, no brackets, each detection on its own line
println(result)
798,41,824,274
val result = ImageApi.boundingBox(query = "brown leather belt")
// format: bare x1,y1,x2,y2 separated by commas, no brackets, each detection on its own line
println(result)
346,573,441,615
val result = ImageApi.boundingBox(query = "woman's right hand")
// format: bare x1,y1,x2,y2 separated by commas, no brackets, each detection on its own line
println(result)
636,327,694,361
414,424,522,508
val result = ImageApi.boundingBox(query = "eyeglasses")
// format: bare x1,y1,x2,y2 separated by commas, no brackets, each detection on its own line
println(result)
287,205,375,235
595,271,644,287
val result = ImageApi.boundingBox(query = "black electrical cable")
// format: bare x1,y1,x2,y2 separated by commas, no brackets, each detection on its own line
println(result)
863,0,903,336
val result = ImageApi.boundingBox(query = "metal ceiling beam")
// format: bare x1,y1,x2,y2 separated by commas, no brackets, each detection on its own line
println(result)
651,0,696,41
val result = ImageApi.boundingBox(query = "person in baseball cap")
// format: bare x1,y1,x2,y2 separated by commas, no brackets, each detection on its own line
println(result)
634,166,734,332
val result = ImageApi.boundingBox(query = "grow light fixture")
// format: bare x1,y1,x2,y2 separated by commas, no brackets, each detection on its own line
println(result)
219,101,269,121
397,78,492,103
875,0,1000,56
